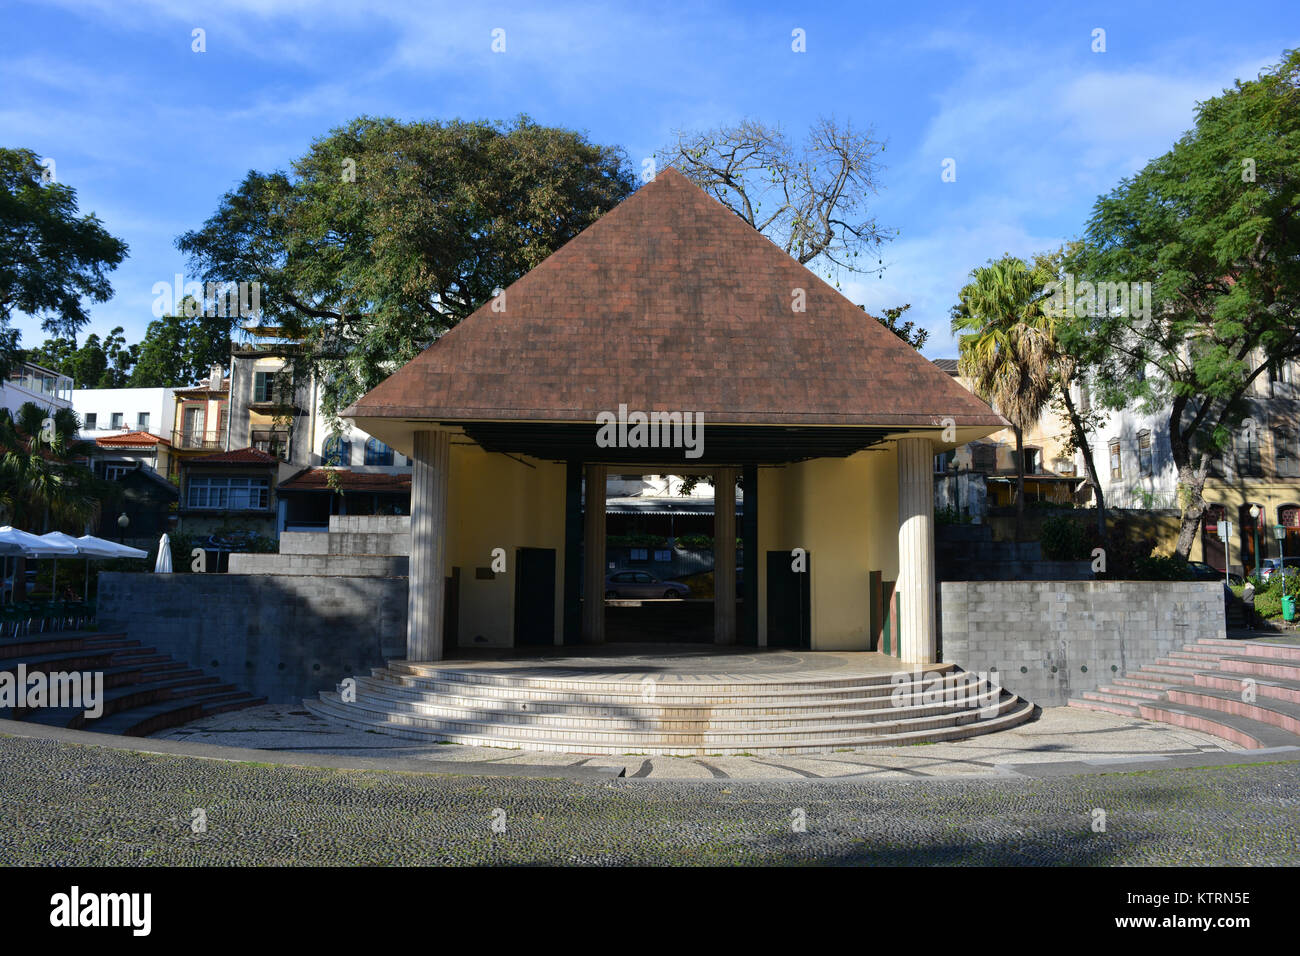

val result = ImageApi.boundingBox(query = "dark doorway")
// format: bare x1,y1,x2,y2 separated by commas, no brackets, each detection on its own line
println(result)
766,550,811,648
514,548,556,646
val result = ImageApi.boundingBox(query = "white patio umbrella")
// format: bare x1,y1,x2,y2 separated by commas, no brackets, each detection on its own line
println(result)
38,532,84,598
64,534,148,598
154,533,173,573
0,527,77,600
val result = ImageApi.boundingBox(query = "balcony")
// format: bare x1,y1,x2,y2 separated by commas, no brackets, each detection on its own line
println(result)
7,363,74,407
172,428,224,451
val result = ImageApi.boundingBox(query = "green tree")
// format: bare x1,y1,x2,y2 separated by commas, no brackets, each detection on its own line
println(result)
0,402,107,531
0,148,128,369
1060,50,1300,558
27,326,137,387
864,303,928,350
951,255,1055,540
177,115,634,418
129,302,227,387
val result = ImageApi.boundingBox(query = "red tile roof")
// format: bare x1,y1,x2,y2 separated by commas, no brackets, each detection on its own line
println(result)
188,446,278,465
278,468,411,493
95,430,170,448
345,167,1005,430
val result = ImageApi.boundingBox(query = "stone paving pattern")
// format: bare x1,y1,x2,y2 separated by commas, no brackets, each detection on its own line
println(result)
1,733,1296,865
157,702,1230,780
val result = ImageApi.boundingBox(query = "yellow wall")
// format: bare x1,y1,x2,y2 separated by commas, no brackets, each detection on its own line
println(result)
447,444,567,647
756,447,899,650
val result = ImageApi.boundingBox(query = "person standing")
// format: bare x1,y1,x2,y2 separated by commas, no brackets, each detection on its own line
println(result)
1242,578,1257,631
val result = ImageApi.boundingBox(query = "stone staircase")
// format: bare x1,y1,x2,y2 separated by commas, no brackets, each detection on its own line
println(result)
305,660,1037,756
1069,638,1300,749
0,631,265,736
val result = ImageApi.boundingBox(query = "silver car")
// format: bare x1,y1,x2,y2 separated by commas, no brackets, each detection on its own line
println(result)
604,571,690,599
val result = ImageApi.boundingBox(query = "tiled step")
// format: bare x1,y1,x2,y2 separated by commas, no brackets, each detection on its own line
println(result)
1194,672,1300,705
1067,697,1139,717
341,683,1007,731
1195,638,1300,661
306,691,1035,756
1164,686,1300,736
91,690,266,737
1073,637,1300,750
307,659,1035,755
1,630,265,737
363,666,980,708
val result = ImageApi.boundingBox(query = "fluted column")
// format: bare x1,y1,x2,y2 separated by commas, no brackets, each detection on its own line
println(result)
896,437,937,664
714,467,737,645
407,429,450,661
582,464,607,644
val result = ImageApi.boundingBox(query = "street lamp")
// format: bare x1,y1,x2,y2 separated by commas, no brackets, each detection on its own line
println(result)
1249,504,1262,581
1275,524,1288,600
117,512,129,544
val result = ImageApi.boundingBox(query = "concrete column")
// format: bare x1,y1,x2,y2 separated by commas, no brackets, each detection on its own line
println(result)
582,464,607,644
897,437,937,664
714,466,737,645
407,429,450,661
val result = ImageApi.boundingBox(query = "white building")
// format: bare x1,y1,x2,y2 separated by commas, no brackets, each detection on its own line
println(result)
1,362,73,416
72,387,175,441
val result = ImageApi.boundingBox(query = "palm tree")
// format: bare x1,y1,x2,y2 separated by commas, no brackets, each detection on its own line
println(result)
0,402,116,598
951,256,1055,541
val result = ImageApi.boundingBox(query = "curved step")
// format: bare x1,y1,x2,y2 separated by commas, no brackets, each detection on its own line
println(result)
305,693,1035,756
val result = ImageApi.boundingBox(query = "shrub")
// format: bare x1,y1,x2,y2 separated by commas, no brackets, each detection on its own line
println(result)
1041,515,1089,560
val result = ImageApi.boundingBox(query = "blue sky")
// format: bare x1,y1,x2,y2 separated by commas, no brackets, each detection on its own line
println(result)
3,0,1297,360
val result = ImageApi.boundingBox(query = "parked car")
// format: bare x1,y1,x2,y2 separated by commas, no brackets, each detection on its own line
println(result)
1187,561,1244,585
1259,557,1300,582
604,571,691,599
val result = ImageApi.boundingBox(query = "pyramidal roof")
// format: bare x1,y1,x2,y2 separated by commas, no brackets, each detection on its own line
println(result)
346,167,1003,430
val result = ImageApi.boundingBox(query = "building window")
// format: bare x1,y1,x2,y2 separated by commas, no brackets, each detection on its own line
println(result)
137,412,150,432
1022,447,1040,474
1236,427,1262,477
253,371,277,403
186,476,270,511
972,444,996,473
84,413,97,430
103,463,132,481
1276,429,1298,477
110,412,123,430
364,438,393,465
252,429,290,461
1137,430,1153,477
934,450,954,472
323,436,351,466
1108,440,1122,481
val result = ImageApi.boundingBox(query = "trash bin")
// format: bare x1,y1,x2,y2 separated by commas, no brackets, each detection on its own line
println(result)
1284,594,1297,622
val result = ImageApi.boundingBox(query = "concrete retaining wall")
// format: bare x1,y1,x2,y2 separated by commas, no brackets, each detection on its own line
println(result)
97,572,407,704
939,580,1225,706
228,553,408,576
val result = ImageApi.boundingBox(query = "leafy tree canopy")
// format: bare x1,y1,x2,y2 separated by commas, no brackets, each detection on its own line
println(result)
1059,49,1300,554
177,115,635,419
0,147,128,371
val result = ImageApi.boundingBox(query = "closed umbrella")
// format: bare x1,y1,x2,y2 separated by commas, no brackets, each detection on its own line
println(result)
154,533,173,573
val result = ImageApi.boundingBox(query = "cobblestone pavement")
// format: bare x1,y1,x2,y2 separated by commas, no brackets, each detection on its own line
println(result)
1,734,1297,865
156,703,1231,780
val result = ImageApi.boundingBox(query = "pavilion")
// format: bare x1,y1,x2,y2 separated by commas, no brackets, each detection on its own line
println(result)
345,168,1005,665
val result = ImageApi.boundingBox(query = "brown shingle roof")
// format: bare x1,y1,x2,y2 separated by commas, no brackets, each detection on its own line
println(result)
95,430,170,448
278,468,411,493
346,168,1004,430
188,446,277,465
